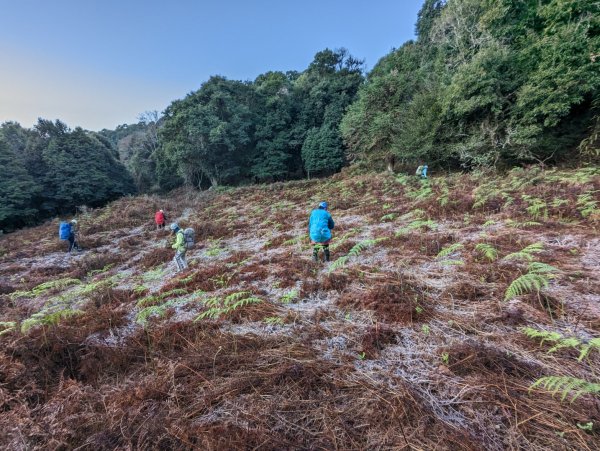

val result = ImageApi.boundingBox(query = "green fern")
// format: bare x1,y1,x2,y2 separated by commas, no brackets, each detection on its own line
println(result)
521,327,599,361
406,182,433,200
194,292,262,321
396,219,438,236
438,186,450,207
579,338,600,361
439,259,465,266
0,321,17,336
328,255,350,272
550,198,569,208
527,261,559,275
21,308,83,333
504,242,544,261
436,243,464,259
577,192,598,218
142,266,166,282
521,327,563,346
282,236,303,246
380,213,397,222
10,278,82,300
280,289,299,304
482,220,496,227
136,294,199,326
522,195,548,220
504,272,550,300
136,288,190,308
475,243,498,262
348,239,381,257
330,228,360,251
264,316,284,326
530,376,600,402
328,238,386,273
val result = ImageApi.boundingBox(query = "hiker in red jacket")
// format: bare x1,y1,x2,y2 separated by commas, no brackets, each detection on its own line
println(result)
155,209,166,230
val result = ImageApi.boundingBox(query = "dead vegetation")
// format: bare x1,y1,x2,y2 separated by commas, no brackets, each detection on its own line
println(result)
0,167,599,449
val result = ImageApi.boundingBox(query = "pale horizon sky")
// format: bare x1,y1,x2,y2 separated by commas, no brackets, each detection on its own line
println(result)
0,0,423,131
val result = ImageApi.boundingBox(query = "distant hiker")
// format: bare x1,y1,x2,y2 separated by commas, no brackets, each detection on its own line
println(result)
170,222,188,271
59,219,81,253
416,164,428,179
155,209,166,230
309,201,335,262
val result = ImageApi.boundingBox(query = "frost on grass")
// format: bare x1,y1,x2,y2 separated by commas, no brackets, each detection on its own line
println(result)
1,169,599,450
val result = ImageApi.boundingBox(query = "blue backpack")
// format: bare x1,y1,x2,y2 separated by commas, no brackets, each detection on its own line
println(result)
59,222,72,240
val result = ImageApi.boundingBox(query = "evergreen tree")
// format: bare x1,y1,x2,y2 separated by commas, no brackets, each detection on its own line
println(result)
160,76,255,187
0,138,40,230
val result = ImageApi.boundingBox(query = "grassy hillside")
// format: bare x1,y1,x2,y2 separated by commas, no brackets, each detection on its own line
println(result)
1,166,599,449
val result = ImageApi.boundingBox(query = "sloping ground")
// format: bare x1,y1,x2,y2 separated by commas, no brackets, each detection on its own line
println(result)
1,166,599,450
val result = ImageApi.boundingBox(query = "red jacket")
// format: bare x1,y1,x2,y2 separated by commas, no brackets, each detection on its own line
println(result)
155,211,165,224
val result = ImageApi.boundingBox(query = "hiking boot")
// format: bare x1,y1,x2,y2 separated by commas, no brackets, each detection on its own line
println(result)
324,248,330,262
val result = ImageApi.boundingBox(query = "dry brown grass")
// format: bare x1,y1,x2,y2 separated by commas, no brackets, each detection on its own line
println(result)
1,167,599,449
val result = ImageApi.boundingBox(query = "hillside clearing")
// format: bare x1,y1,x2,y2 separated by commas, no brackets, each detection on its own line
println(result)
1,167,599,450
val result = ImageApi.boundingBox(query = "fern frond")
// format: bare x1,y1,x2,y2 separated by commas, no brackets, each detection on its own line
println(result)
0,321,17,336
348,239,376,257
504,242,544,261
264,316,284,326
504,273,549,300
521,327,563,345
329,228,360,251
475,243,498,262
577,191,598,218
520,221,542,228
380,213,397,222
436,243,464,259
527,262,558,275
229,297,262,311
195,307,223,321
548,337,581,353
521,327,600,360
396,219,438,236
550,198,569,208
329,238,386,273
194,293,261,321
328,255,350,272
531,376,600,402
578,338,600,361
10,278,82,300
21,308,83,333
280,289,299,304
439,259,465,266
137,296,197,325
224,291,252,306
282,236,303,246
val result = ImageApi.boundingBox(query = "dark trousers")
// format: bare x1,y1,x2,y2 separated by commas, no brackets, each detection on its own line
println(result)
67,234,79,252
313,244,330,262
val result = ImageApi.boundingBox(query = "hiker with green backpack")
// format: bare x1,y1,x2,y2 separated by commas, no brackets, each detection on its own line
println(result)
170,222,194,271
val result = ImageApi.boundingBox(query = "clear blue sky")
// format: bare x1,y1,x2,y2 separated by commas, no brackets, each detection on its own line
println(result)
0,0,423,131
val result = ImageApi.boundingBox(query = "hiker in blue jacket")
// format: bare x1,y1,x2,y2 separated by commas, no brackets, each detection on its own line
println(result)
60,219,80,253
308,201,335,262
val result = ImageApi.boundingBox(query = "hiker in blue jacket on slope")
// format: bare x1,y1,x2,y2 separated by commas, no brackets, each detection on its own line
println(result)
308,201,335,262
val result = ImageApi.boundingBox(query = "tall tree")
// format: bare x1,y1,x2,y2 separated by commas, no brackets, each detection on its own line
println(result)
160,77,255,188
0,138,40,230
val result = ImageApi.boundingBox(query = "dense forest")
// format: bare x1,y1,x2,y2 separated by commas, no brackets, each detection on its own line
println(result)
1,0,598,230
0,120,135,230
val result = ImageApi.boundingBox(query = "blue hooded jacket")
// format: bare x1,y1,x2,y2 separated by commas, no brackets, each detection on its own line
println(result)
308,208,334,243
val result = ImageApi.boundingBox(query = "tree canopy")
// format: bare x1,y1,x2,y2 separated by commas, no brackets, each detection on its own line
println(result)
341,0,599,169
0,120,135,231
